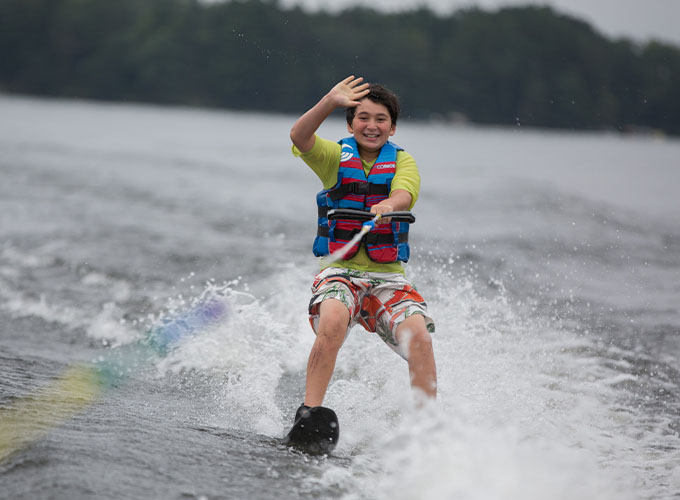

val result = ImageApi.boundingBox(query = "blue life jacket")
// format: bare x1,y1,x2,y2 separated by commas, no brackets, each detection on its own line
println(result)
313,137,411,263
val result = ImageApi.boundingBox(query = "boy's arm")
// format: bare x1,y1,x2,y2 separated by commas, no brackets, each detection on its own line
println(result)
290,75,369,153
370,189,412,223
371,152,420,222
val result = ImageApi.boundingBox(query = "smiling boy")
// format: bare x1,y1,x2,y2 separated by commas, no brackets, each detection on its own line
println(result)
286,76,437,451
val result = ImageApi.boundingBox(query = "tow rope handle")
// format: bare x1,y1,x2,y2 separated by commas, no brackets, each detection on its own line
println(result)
326,208,416,224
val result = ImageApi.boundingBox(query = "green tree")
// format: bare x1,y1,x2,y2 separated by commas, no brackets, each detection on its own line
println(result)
1,0,678,134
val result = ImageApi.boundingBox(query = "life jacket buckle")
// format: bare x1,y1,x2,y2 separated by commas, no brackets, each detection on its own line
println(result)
352,183,370,194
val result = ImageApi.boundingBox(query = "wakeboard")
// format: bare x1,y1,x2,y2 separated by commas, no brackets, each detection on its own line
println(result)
282,405,339,455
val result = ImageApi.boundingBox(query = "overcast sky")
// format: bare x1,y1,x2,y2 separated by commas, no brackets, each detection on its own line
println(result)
280,0,680,46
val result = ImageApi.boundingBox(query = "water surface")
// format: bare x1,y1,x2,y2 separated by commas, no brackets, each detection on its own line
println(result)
1,94,679,499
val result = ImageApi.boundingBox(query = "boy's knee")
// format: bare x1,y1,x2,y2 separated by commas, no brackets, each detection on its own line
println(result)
316,318,347,338
316,303,349,349
318,299,349,329
409,329,433,352
397,317,433,356
314,329,345,355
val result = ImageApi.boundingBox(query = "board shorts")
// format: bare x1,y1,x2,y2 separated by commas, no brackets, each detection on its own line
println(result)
308,267,435,358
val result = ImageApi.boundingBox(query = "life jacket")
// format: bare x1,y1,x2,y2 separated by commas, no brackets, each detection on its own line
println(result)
313,137,411,263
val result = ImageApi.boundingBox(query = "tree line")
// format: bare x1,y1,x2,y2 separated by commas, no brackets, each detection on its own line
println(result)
1,0,679,134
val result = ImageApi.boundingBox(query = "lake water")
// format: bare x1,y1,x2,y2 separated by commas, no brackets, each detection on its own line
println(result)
1,94,679,499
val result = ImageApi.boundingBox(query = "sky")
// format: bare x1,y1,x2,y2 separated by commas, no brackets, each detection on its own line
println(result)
280,0,680,47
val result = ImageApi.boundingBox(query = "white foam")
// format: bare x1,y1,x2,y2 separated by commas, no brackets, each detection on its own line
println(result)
0,244,59,269
86,302,140,346
2,291,86,329
81,271,132,302
339,409,632,500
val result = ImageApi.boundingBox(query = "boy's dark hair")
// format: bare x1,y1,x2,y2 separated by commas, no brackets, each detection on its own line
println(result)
346,83,400,126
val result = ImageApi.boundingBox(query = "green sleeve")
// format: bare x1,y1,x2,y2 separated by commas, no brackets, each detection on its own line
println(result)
392,150,420,210
291,135,341,189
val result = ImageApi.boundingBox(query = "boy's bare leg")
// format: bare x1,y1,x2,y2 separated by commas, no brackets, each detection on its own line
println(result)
304,299,350,407
396,315,437,399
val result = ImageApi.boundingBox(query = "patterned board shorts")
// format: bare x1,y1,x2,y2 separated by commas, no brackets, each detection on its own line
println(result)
308,267,435,358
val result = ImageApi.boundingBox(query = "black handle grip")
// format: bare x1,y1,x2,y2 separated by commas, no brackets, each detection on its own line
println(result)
327,209,415,224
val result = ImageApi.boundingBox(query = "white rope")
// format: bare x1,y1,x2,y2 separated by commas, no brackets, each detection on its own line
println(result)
320,214,381,266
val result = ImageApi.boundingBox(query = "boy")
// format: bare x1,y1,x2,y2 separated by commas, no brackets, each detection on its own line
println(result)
286,76,437,451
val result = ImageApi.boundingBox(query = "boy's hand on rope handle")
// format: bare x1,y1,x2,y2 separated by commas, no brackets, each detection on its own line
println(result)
370,202,395,224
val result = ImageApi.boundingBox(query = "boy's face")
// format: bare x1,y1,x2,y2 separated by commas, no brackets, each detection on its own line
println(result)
347,99,396,157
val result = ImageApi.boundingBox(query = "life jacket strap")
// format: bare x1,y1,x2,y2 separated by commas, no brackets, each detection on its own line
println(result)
365,231,408,245
328,182,390,201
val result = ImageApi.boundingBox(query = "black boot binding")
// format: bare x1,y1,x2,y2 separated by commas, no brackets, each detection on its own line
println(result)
283,404,339,455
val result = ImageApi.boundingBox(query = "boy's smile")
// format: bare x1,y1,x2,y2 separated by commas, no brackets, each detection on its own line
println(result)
347,99,396,161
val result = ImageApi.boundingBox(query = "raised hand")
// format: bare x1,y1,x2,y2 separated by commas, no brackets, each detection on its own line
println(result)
290,75,370,153
328,76,370,108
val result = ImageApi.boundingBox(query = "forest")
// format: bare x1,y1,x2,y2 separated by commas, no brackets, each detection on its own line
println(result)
1,0,679,134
